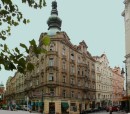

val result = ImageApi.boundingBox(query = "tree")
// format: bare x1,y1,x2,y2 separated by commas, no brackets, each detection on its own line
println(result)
0,0,50,74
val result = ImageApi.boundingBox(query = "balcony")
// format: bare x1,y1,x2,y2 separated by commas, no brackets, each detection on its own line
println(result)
46,65,58,71
77,75,85,78
70,72,75,76
45,81,59,87
46,51,58,56
61,68,67,74
62,55,67,60
77,62,87,67
70,59,75,64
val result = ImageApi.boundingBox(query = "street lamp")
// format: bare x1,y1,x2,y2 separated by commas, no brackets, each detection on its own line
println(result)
41,90,43,114
125,66,129,112
26,96,29,111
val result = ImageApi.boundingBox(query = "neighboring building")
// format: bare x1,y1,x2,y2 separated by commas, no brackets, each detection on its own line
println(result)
0,82,5,105
15,72,25,105
112,67,124,105
122,0,130,95
94,54,125,107
5,76,16,105
23,1,96,114
94,54,113,108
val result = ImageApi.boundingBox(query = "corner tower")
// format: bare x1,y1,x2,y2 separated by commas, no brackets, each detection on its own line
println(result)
47,1,62,36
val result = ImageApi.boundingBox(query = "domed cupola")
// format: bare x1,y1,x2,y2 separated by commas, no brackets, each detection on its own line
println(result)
47,0,62,36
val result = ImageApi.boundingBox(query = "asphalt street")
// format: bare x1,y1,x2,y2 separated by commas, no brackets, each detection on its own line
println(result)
0,110,129,114
90,111,127,114
0,110,40,114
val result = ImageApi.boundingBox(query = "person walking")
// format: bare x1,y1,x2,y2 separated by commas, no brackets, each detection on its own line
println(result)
109,106,112,114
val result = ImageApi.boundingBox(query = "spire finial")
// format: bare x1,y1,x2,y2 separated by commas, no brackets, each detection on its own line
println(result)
47,0,62,36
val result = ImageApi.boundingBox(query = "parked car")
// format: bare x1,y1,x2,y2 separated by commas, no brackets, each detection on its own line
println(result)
16,105,22,110
106,106,119,112
22,105,30,111
92,107,100,112
85,108,93,113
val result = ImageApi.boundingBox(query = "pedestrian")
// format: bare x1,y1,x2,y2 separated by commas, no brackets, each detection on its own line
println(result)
109,106,112,114
28,105,32,113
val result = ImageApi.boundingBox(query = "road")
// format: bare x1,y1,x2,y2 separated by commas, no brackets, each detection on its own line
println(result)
0,110,129,114
0,110,40,114
90,111,127,114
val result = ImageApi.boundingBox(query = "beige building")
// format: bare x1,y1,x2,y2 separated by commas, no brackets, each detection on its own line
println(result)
5,76,16,104
112,67,124,105
94,54,113,107
15,72,25,105
122,0,130,95
23,1,96,114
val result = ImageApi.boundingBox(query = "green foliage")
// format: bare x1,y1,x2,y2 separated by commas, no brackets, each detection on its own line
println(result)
42,35,51,46
0,0,50,74
0,0,46,40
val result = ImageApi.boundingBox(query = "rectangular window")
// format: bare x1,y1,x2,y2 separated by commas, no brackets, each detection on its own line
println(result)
49,58,54,66
78,92,81,99
63,90,66,98
63,76,66,83
50,88,55,96
48,73,54,81
62,48,65,55
62,62,66,69
71,91,74,98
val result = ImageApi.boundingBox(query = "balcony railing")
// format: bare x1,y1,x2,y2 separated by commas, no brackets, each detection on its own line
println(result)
46,51,58,56
61,69,67,74
46,65,58,71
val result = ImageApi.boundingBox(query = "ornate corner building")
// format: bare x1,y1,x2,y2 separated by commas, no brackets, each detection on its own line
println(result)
4,1,125,114
23,1,96,114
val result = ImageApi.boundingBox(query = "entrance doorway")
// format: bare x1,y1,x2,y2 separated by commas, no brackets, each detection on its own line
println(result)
49,102,55,114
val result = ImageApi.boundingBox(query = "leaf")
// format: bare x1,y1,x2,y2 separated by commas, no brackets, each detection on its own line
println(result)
4,44,8,51
26,19,30,23
23,19,26,24
29,39,36,46
0,44,3,47
22,0,26,3
43,0,46,6
27,62,34,71
42,35,50,46
20,43,29,53
15,47,20,54
9,62,16,70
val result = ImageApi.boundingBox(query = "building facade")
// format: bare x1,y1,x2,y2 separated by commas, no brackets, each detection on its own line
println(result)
94,54,125,107
0,82,5,105
24,1,96,114
94,54,113,108
112,67,124,105
122,0,130,95
5,1,125,114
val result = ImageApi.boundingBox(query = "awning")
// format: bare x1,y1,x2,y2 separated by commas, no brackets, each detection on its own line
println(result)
31,102,35,106
38,102,43,106
35,102,38,106
61,102,69,109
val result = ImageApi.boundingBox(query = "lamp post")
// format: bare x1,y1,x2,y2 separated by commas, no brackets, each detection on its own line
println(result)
26,96,29,111
125,66,129,112
41,90,43,114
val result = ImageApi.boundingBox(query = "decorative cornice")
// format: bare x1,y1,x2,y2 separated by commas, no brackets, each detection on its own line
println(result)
125,53,130,58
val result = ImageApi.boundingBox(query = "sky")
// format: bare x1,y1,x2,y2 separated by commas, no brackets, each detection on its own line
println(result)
0,0,125,87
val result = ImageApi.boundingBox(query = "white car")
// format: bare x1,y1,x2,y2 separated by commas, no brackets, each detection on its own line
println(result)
22,105,30,111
